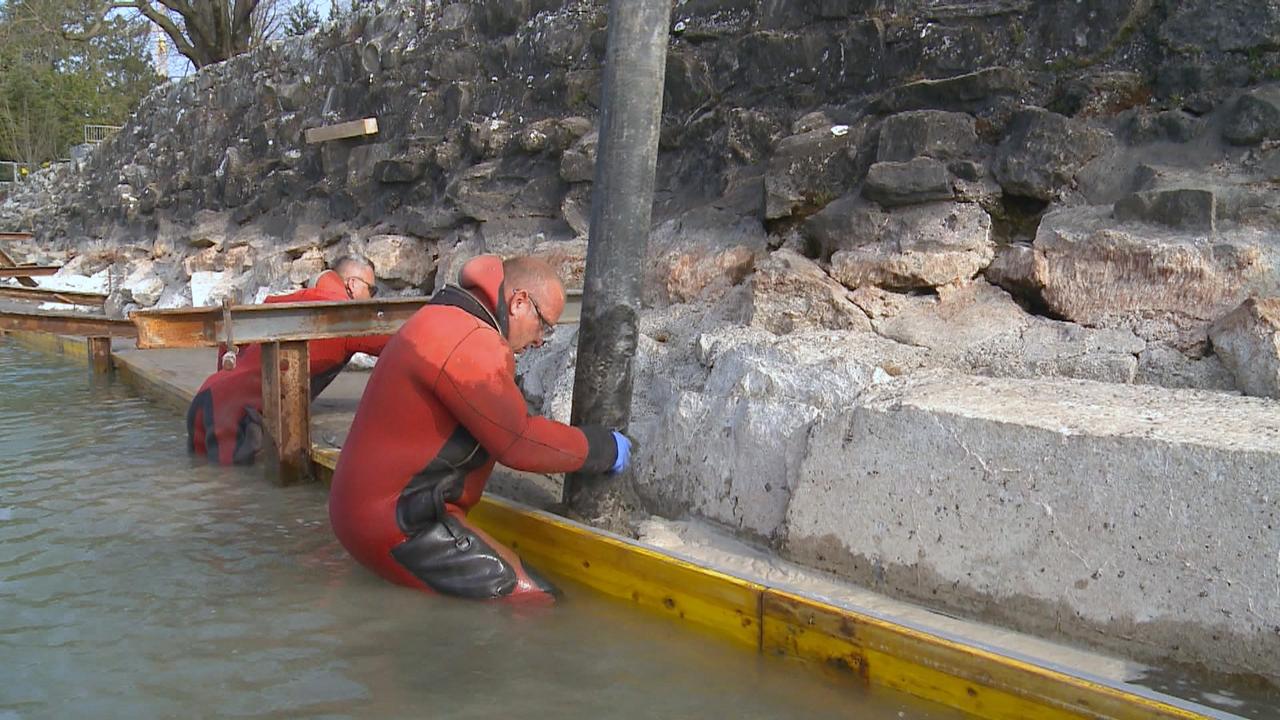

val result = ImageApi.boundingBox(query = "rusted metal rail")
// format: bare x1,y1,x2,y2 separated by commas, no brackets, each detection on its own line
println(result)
0,285,107,307
0,266,58,278
0,231,33,241
129,290,581,485
0,306,135,338
0,247,40,287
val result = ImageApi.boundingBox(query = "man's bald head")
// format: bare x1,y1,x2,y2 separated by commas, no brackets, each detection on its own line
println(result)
503,257,564,307
502,256,566,353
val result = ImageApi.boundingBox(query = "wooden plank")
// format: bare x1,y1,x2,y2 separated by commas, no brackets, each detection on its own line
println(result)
0,266,59,278
0,308,134,337
87,337,112,374
261,341,312,485
468,495,765,649
0,231,33,240
304,117,378,144
760,590,1209,720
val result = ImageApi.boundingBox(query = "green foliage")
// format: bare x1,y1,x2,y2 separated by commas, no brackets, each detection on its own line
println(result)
284,2,323,36
0,0,159,164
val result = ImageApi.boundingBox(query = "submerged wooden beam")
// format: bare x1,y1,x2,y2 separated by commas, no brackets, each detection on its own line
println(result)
0,307,135,337
131,290,583,349
0,266,58,278
0,285,107,307
304,117,378,144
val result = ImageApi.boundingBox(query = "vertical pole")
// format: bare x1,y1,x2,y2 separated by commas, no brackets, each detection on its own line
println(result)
87,336,112,374
564,0,671,513
261,340,312,485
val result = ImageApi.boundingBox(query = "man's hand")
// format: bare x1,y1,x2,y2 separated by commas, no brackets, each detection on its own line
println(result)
609,431,632,474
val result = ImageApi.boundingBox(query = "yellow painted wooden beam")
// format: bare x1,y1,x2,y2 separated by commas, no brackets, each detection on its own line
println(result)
304,117,379,144
302,446,1218,720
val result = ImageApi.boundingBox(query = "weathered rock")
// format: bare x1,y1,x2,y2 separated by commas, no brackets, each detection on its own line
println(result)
1222,87,1280,146
1050,72,1150,119
529,237,588,288
862,158,954,207
1119,110,1207,145
1135,343,1238,393
637,326,929,541
994,108,1113,201
786,371,1280,680
1160,0,1280,54
870,67,1026,114
877,110,978,163
746,249,872,334
764,122,865,219
1031,206,1274,348
870,280,1144,384
1209,297,1280,398
648,206,769,304
361,234,435,287
446,158,565,222
559,131,597,183
983,242,1040,299
815,197,994,291
288,248,327,285
1114,188,1217,233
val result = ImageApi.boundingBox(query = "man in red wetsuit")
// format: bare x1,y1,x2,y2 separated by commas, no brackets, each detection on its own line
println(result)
328,255,631,602
186,255,392,465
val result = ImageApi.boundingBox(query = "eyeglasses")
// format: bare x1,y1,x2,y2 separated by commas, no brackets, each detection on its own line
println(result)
346,276,378,297
527,294,555,339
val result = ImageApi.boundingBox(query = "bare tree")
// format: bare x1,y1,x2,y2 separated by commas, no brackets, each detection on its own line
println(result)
62,1,295,70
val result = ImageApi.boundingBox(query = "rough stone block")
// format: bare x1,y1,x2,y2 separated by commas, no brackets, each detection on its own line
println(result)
1209,297,1280,398
870,67,1026,114
1114,188,1217,233
819,199,994,291
764,122,865,219
994,108,1113,201
877,110,978,163
785,371,1280,679
1223,87,1280,146
862,158,954,207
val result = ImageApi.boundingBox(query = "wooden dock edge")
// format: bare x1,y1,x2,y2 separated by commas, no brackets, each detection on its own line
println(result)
0,328,1231,720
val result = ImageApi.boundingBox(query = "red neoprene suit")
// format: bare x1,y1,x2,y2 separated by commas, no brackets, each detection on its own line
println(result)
328,256,616,601
186,270,390,465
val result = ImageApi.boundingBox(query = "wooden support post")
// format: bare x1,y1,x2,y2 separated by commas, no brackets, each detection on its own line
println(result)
87,337,112,374
261,340,312,485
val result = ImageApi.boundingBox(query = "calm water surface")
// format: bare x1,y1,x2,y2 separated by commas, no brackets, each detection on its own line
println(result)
0,340,966,720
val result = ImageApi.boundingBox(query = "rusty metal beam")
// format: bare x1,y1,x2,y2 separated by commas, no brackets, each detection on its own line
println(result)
0,307,135,337
0,285,107,307
0,266,58,278
131,290,584,349
0,247,39,287
261,341,312,485
87,336,112,373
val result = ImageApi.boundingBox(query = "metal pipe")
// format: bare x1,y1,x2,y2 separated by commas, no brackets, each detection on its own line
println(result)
565,0,671,510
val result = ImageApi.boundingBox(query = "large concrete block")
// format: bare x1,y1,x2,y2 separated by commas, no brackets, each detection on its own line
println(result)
785,371,1280,680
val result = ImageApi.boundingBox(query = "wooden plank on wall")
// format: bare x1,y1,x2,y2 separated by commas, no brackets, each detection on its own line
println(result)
304,117,379,144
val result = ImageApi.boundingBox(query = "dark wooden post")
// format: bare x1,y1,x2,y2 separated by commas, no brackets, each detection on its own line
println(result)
261,340,312,485
564,0,671,516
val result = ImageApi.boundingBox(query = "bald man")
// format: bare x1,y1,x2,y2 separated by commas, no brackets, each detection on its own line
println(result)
187,256,390,465
328,255,631,602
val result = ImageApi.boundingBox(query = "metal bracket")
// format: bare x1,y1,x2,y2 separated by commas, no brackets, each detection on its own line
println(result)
220,298,238,370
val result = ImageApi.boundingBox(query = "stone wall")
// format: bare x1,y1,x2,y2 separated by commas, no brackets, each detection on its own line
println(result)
3,0,1280,686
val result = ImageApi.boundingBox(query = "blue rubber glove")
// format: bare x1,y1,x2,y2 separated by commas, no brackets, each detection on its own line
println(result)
609,430,632,474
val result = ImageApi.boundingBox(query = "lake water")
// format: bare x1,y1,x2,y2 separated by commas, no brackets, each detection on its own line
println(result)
0,339,966,719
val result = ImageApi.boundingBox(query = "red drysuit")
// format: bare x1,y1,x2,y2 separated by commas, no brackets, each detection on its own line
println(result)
328,256,617,601
186,270,390,465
